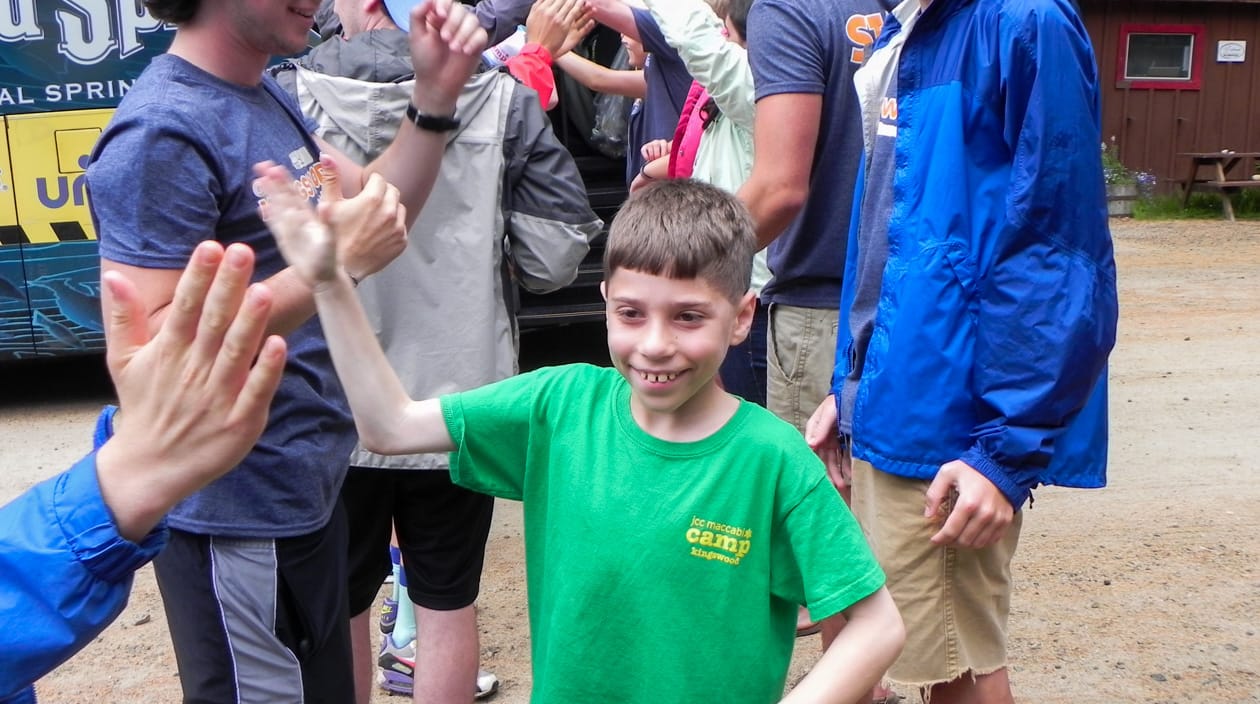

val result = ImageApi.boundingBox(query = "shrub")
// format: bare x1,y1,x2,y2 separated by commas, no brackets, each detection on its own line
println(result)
1134,191,1260,220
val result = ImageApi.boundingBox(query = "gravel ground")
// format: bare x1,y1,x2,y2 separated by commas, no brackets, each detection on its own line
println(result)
4,217,1258,703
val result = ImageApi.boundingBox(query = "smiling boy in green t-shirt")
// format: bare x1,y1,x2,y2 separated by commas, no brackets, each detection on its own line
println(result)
255,166,904,704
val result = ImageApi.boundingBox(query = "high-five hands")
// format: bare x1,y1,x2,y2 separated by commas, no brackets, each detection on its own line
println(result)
312,155,406,283
254,162,340,290
96,241,286,541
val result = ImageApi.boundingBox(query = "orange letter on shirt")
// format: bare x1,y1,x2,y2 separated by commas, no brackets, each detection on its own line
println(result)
847,13,886,64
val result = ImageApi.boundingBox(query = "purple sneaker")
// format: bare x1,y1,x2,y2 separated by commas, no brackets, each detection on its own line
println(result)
379,597,398,634
377,638,499,699
377,638,414,696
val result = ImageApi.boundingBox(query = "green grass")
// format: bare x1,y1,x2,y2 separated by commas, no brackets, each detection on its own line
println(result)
1134,190,1260,220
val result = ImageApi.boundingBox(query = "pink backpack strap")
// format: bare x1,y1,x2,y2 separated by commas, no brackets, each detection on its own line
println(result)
667,81,710,180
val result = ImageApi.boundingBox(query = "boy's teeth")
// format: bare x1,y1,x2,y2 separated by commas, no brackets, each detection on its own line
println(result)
642,372,678,383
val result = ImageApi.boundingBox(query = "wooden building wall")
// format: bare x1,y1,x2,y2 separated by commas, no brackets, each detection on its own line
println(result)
1081,1,1260,191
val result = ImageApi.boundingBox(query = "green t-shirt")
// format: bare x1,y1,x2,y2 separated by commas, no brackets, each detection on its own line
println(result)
442,364,884,703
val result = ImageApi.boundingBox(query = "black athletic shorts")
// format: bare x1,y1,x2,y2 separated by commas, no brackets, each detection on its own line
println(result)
152,502,353,704
342,467,494,615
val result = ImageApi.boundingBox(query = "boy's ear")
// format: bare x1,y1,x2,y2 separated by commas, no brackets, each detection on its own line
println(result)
599,280,608,302
729,290,756,345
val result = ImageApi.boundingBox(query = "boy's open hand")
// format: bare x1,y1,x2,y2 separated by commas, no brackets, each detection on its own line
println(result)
254,161,342,289
97,241,286,541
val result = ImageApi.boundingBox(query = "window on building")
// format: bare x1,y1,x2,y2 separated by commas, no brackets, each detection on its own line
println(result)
1117,24,1204,90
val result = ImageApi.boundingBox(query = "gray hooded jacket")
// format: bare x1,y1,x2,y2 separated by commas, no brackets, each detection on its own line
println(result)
275,30,601,470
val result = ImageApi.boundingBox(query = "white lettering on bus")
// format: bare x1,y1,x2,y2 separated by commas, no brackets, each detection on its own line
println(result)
0,88,37,106
0,0,169,66
0,0,43,43
44,79,133,103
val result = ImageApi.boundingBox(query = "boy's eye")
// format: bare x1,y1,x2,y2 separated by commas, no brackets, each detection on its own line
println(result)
676,311,705,324
616,308,644,321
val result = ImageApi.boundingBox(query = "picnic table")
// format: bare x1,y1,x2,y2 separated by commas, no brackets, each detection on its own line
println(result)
1179,151,1260,221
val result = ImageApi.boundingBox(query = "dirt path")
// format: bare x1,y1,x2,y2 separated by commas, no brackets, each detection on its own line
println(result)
7,218,1259,702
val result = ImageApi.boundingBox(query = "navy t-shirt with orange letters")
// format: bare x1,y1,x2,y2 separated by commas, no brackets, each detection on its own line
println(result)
87,54,354,538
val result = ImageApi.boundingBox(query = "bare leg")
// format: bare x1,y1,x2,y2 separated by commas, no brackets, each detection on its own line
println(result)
349,609,373,704
921,669,1013,704
412,603,480,704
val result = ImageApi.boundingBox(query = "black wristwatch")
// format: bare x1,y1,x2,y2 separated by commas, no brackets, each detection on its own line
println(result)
405,102,460,132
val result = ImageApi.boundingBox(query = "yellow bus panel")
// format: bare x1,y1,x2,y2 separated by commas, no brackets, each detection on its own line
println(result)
0,118,17,232
5,108,114,244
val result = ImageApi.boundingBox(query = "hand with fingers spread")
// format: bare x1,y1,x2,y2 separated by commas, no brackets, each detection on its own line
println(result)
406,0,490,115
96,241,286,542
924,460,1015,549
253,161,341,290
560,4,596,57
527,0,595,58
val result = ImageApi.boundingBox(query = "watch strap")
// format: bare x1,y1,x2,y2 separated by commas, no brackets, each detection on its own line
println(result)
404,102,460,132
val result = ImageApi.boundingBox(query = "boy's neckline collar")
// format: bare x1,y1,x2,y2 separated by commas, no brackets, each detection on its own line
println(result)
613,376,751,453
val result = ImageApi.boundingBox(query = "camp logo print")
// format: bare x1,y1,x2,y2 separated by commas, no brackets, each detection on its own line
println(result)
685,516,753,566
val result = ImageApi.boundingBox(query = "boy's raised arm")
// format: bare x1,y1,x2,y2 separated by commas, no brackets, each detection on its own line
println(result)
781,587,905,704
253,162,455,457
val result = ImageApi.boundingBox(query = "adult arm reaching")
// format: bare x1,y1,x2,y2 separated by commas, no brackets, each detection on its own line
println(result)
0,242,285,701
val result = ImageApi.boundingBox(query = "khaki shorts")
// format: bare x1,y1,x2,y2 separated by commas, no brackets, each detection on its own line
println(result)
766,303,839,433
851,458,1023,687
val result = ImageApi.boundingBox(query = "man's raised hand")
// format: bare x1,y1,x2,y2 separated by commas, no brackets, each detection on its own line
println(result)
406,0,489,114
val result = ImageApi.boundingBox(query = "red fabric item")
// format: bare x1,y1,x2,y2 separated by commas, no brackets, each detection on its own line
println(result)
506,43,556,109
667,80,709,180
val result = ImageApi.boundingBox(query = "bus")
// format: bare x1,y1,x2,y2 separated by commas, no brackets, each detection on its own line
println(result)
1,1,173,360
0,2,624,362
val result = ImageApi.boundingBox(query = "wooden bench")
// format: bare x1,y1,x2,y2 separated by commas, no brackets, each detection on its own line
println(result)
1179,152,1260,221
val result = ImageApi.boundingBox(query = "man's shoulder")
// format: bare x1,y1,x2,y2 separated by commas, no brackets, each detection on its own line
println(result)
967,0,1080,32
114,55,241,122
753,0,888,19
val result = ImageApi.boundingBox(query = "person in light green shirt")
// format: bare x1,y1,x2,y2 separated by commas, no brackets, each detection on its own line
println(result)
254,168,906,704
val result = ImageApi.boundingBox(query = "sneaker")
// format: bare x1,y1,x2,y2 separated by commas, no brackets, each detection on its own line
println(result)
475,669,500,700
379,597,398,634
376,638,500,700
377,637,415,696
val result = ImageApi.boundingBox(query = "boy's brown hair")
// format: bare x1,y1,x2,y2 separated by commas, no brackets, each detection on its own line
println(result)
603,179,754,303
